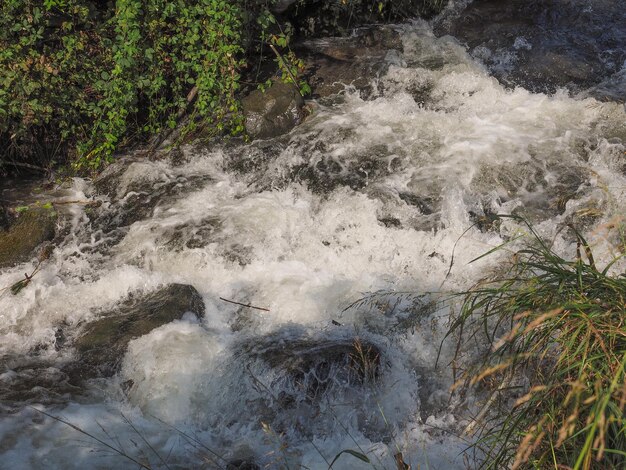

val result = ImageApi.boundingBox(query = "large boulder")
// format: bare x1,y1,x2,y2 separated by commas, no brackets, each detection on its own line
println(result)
0,207,56,268
67,284,205,383
242,80,305,139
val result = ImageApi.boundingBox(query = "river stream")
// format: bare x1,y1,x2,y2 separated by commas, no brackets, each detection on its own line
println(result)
1,3,625,469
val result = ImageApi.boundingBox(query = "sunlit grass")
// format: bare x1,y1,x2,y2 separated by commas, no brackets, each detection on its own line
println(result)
449,219,626,469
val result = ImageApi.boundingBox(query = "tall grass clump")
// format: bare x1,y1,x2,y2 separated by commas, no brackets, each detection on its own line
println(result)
450,221,626,469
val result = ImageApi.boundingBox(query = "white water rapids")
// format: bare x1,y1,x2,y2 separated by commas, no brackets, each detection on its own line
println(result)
1,16,625,470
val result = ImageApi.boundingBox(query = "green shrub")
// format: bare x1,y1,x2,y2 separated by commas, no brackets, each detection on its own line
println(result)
0,0,244,172
0,0,112,170
80,0,245,169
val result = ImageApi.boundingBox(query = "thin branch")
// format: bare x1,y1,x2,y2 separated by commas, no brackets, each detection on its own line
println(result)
219,297,270,312
269,44,303,97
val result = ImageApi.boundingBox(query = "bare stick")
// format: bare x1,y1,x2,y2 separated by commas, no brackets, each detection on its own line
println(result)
269,44,303,97
219,297,270,312
149,85,199,152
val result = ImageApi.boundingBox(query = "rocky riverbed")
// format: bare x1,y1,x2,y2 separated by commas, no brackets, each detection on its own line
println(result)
1,1,625,468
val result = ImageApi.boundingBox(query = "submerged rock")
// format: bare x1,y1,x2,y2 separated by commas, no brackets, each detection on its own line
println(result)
215,330,389,439
0,207,56,268
242,81,305,139
243,333,382,403
67,284,205,383
0,361,81,412
90,157,213,234
226,459,260,470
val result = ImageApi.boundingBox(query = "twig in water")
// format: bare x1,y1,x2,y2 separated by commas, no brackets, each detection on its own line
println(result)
147,414,226,469
219,297,270,312
121,412,172,470
6,244,53,295
439,223,478,290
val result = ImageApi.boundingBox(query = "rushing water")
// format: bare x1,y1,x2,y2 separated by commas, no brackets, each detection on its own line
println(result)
1,8,626,470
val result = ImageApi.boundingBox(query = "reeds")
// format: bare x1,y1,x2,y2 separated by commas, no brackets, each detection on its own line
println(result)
450,220,626,469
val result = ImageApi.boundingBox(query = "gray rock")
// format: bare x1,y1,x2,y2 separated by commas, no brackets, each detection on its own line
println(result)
242,81,305,139
67,284,205,383
0,207,56,268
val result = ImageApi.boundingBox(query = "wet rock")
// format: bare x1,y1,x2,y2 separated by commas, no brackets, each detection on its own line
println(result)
245,334,382,401
157,216,222,250
92,156,140,200
242,81,305,139
399,192,437,215
90,158,212,232
379,217,402,228
226,459,260,470
225,140,286,176
0,361,81,412
296,26,404,98
436,0,626,95
0,207,57,268
67,284,205,383
0,204,10,231
292,147,403,194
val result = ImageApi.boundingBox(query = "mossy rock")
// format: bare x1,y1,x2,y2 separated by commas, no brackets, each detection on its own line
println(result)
242,81,305,139
68,284,205,383
0,207,57,269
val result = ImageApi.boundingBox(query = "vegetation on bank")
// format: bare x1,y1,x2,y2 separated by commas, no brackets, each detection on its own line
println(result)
451,221,626,469
0,0,446,174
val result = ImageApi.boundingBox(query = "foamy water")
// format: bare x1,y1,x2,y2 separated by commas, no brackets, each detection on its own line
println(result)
1,18,625,470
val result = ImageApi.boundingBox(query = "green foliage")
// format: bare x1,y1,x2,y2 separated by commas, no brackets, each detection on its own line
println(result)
78,0,245,169
329,449,371,467
0,0,111,169
282,0,448,37
449,219,626,469
1,0,244,172
253,8,310,96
